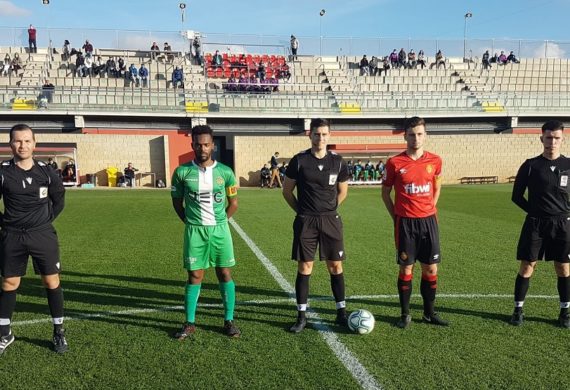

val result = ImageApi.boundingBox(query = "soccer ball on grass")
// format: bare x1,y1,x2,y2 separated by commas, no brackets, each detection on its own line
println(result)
347,309,375,335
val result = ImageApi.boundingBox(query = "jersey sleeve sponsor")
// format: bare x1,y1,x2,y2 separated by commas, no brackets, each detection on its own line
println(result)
170,167,185,198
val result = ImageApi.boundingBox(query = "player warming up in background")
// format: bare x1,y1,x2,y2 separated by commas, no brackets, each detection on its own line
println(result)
510,120,570,328
382,116,448,328
283,118,350,333
0,124,67,354
171,125,241,339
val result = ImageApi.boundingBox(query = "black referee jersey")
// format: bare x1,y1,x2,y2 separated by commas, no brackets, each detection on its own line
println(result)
512,155,570,217
0,159,65,229
285,149,350,215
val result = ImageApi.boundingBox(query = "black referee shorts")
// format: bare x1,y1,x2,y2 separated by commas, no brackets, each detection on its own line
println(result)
517,215,570,263
0,225,61,277
292,214,346,262
395,215,441,266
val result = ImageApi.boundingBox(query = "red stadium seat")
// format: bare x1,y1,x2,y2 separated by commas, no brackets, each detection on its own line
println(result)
252,55,261,64
265,68,273,78
261,54,269,63
222,53,229,61
215,68,223,78
207,69,215,78
205,53,213,63
230,55,237,64
223,60,231,69
224,68,231,78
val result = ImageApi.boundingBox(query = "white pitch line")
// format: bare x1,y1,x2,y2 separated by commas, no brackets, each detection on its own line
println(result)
11,293,560,327
229,218,383,390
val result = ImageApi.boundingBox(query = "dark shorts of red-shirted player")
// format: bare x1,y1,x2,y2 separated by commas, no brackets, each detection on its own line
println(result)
395,215,441,265
0,225,61,277
517,214,570,263
292,214,346,261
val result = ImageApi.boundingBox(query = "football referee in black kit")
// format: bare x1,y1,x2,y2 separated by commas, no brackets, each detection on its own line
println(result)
282,118,350,333
0,124,68,354
510,120,570,328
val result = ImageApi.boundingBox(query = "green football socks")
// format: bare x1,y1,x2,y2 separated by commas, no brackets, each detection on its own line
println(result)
219,280,236,321
185,283,201,323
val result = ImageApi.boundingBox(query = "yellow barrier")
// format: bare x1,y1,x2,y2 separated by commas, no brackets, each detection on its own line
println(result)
339,102,362,114
12,98,37,110
185,101,209,113
482,101,505,112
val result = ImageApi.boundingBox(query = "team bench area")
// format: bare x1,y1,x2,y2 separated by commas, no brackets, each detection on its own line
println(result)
459,176,499,184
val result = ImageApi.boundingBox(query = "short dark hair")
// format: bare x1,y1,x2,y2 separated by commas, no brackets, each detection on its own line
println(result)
310,118,330,133
9,123,35,142
404,116,426,133
542,120,564,133
191,125,214,141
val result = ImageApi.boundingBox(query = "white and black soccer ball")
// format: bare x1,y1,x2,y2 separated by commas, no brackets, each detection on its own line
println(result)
347,309,375,335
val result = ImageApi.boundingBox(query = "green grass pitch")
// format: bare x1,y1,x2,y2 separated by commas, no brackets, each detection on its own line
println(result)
1,185,570,389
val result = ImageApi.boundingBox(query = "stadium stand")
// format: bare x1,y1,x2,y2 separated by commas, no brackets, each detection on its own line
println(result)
2,34,570,188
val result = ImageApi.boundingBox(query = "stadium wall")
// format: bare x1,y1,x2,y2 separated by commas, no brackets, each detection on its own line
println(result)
0,133,168,186
234,133,563,186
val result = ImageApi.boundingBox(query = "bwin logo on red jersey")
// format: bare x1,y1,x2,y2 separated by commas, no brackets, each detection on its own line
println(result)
404,183,431,194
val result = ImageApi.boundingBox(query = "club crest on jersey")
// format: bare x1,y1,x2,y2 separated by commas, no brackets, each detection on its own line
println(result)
399,168,407,174
26,177,32,184
551,166,556,172
318,164,324,171
216,176,224,185
426,164,434,174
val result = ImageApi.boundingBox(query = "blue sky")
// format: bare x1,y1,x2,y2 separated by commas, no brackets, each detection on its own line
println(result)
0,0,567,40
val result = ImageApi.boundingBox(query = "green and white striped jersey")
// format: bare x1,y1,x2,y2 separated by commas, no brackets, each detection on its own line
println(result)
171,161,238,226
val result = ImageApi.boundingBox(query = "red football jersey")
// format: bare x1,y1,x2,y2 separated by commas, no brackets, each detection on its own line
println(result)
383,151,442,218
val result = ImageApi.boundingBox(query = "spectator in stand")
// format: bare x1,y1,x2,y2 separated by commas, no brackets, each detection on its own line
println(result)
92,56,105,77
237,54,247,69
268,152,281,188
139,64,149,87
117,57,126,78
379,56,391,75
389,49,399,68
507,51,520,64
490,52,499,63
62,159,76,182
376,160,385,178
353,160,363,181
408,50,417,69
150,41,160,60
106,57,117,78
62,40,71,62
84,54,93,77
82,40,93,56
238,73,248,92
212,50,223,69
398,48,407,68
279,64,291,81
28,24,37,53
11,53,22,74
359,55,369,76
75,52,85,77
2,54,11,76
498,51,508,65
369,56,379,76
346,160,354,180
290,35,299,59
417,50,427,69
260,164,271,188
47,157,58,171
41,79,55,103
192,36,202,65
279,162,287,183
123,162,138,187
172,66,184,88
223,74,238,93
164,42,174,63
257,62,266,81
128,63,140,86
269,75,279,92
430,50,446,69
482,50,491,70
248,74,260,93
260,77,271,94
